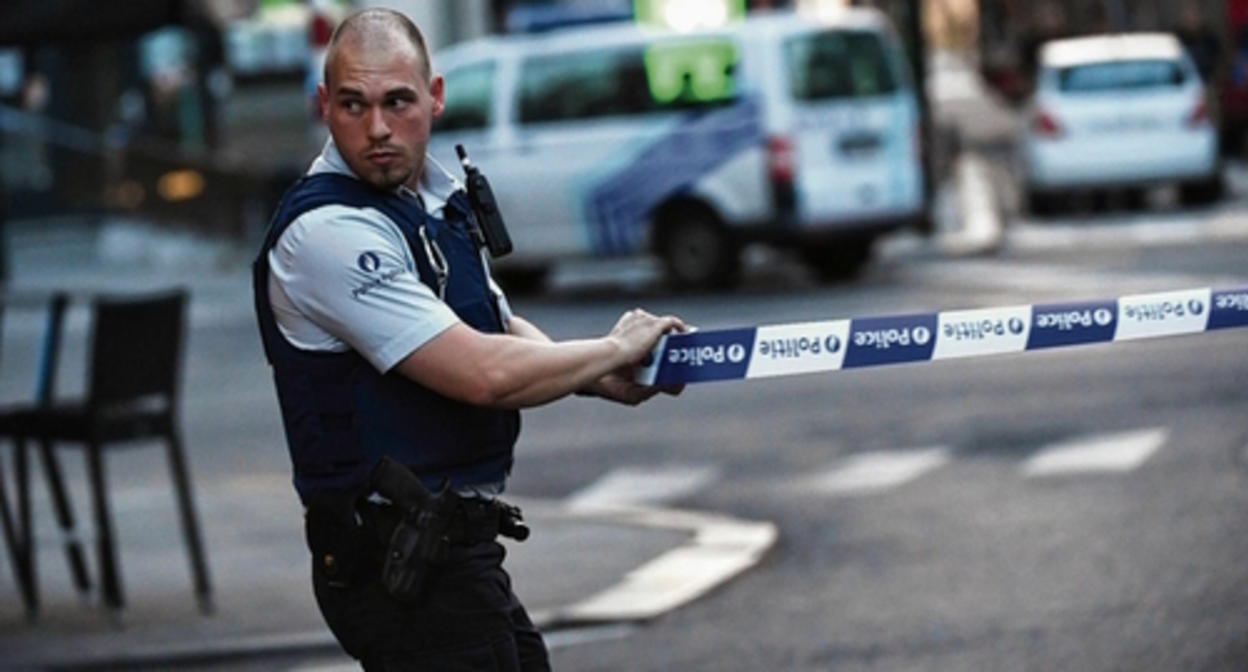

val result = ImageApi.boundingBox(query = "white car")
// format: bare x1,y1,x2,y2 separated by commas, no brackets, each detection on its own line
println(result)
429,8,926,290
1021,33,1222,216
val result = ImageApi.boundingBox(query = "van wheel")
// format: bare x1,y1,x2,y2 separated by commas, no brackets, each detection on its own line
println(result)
658,209,740,291
1179,176,1224,207
802,239,873,283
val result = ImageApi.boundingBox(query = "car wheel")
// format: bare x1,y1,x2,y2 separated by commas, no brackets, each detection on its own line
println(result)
1179,176,1224,207
1090,189,1113,213
657,207,740,291
1123,188,1148,212
802,239,873,284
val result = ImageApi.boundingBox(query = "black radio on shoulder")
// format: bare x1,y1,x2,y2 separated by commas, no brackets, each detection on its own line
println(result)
456,144,513,259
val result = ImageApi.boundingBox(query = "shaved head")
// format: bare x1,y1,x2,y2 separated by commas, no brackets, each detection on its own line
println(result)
317,7,444,191
324,8,433,88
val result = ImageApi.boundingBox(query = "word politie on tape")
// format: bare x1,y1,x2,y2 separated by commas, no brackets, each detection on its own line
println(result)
635,286,1248,387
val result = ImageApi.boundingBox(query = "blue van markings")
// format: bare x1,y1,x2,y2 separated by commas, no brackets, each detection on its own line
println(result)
583,98,765,256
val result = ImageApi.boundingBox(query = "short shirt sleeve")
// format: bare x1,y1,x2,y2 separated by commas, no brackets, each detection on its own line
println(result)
267,204,460,372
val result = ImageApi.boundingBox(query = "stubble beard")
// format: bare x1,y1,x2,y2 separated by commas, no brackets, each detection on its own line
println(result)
362,165,414,192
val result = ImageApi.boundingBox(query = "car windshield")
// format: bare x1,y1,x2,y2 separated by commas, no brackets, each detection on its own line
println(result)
785,30,898,101
1057,59,1186,93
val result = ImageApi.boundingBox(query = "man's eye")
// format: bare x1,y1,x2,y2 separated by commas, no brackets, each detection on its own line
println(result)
387,98,413,110
342,100,363,113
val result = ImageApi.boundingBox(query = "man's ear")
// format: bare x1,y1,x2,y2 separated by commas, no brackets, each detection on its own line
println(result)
430,74,445,119
317,81,330,121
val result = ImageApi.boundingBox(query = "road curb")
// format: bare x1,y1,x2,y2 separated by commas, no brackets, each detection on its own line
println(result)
536,504,778,625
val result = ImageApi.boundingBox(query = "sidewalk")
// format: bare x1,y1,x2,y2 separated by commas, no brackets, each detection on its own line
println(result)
0,218,777,671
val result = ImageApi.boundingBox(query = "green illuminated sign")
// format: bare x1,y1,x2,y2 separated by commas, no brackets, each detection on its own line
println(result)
635,0,744,104
644,39,739,104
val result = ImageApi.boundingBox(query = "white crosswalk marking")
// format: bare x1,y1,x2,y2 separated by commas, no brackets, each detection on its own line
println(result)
566,465,720,511
804,448,951,497
1022,428,1169,477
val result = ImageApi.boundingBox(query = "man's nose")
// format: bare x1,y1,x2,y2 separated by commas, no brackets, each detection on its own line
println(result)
367,107,391,139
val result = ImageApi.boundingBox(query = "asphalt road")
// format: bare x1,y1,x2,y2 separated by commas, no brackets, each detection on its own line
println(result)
519,204,1248,671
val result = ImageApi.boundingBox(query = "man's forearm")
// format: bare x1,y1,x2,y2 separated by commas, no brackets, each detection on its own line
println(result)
395,310,683,409
507,315,553,344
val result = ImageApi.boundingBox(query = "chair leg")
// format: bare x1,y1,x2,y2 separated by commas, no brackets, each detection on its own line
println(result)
166,429,213,613
39,441,92,595
85,442,124,611
0,441,37,617
14,436,38,617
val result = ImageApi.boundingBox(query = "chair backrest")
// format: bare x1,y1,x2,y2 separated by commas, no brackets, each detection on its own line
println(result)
34,292,70,406
87,289,188,409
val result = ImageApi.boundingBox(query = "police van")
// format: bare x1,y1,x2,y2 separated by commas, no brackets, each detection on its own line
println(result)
429,8,925,291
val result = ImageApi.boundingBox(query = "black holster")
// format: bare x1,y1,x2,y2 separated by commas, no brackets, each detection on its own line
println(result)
365,456,529,605
367,456,450,604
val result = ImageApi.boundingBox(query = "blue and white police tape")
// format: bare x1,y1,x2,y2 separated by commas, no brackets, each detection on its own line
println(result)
635,286,1248,386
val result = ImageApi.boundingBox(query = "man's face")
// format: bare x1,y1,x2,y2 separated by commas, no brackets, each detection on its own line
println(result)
319,37,444,191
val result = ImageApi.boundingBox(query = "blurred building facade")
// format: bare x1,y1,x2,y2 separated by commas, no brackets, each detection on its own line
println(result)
0,0,1094,239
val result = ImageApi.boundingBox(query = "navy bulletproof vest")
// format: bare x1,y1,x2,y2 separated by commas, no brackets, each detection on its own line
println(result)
253,172,519,503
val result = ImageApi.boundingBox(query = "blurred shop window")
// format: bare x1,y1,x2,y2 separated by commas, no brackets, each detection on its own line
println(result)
139,28,200,147
1,46,52,281
134,20,229,152
0,48,54,194
0,49,21,100
0,47,20,283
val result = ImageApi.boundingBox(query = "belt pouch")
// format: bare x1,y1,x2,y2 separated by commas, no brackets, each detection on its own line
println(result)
305,491,373,588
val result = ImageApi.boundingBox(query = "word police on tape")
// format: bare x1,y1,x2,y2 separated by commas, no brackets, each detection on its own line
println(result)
636,286,1248,386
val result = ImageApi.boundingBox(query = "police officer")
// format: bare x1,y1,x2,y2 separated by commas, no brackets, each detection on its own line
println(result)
252,8,685,671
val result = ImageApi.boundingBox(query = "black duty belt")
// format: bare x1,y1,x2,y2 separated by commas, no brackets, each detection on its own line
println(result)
360,491,529,549
305,457,532,600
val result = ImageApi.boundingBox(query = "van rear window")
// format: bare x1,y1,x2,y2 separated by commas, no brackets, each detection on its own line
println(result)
1057,60,1186,92
517,43,736,125
785,31,898,101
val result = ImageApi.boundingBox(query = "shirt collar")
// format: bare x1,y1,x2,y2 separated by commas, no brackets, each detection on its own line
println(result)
308,138,463,207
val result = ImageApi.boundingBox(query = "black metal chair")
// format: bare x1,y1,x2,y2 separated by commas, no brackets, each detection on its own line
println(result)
0,289,212,614
0,292,93,617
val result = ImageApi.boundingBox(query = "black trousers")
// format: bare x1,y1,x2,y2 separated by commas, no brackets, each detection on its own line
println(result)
312,540,551,671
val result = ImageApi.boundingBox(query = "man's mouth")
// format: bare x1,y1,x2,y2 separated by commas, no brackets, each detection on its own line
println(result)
366,149,401,165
